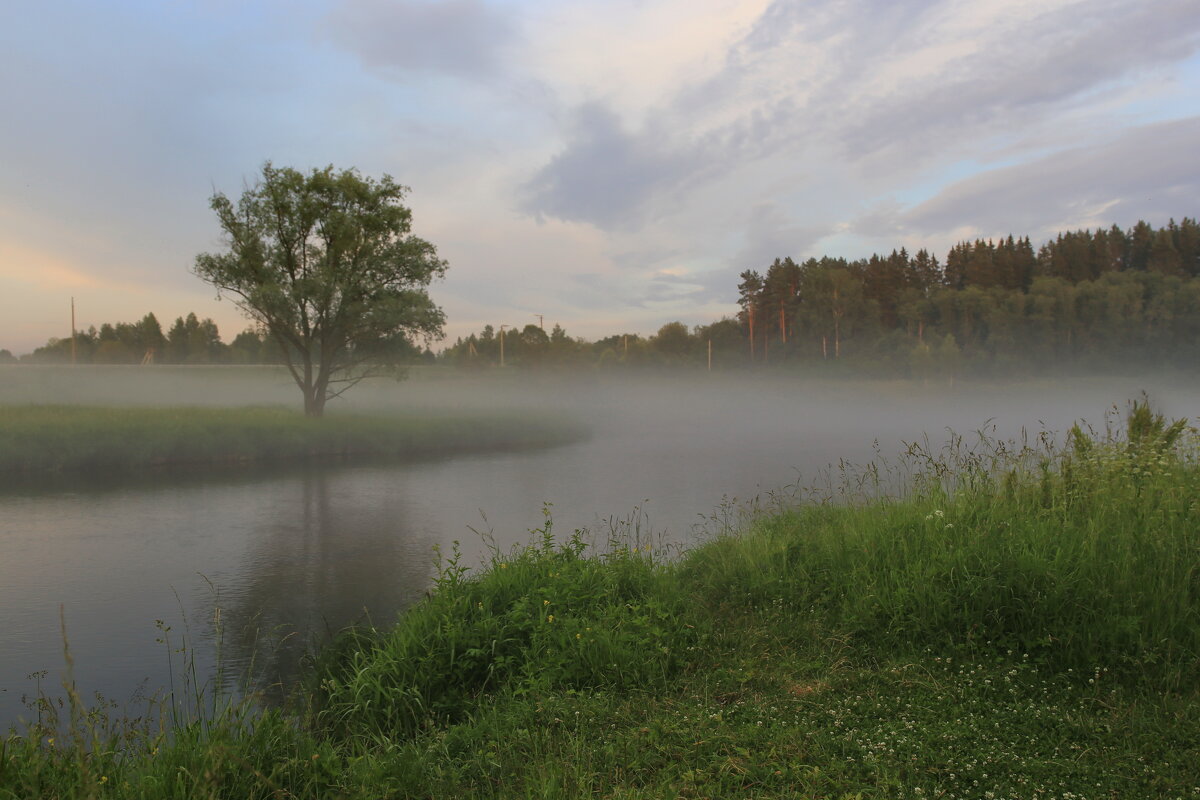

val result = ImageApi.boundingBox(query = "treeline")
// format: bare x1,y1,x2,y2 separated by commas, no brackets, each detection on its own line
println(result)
14,311,437,366
443,218,1200,374
441,320,746,369
15,313,272,365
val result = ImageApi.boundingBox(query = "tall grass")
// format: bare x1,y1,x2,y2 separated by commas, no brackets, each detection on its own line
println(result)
308,509,701,744
683,398,1200,689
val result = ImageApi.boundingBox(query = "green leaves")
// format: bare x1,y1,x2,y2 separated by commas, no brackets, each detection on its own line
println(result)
195,162,447,415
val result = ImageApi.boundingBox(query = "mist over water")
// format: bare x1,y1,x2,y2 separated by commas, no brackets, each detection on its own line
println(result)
2,366,1198,728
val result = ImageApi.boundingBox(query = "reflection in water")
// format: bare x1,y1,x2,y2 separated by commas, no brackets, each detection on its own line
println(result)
215,468,436,696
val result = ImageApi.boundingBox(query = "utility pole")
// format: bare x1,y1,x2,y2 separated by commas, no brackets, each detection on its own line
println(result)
499,324,508,367
534,314,543,330
70,297,77,365
707,338,712,372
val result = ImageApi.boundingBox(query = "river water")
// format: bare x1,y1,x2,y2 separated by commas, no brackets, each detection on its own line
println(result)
1,368,1194,728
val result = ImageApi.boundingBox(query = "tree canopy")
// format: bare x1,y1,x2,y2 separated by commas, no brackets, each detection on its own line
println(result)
195,163,447,415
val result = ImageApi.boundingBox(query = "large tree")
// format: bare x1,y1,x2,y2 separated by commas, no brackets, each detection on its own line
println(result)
195,163,447,416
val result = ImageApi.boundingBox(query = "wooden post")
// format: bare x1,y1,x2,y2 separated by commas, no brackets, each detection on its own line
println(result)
70,297,77,365
499,325,507,367
707,338,712,371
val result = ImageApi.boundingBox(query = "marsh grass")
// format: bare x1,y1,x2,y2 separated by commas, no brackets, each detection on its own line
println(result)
0,405,587,474
3,399,1199,798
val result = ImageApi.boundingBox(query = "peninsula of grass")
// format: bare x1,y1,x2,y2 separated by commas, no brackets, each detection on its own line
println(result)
3,403,1198,798
0,405,588,474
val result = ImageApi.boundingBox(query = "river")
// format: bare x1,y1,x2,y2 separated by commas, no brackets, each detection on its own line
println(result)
1,367,1194,728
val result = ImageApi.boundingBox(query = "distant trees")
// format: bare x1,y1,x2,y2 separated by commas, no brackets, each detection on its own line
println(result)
14,216,1198,378
719,217,1200,374
21,314,308,367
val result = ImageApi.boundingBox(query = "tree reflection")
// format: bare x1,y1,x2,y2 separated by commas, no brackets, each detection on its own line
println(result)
210,465,437,699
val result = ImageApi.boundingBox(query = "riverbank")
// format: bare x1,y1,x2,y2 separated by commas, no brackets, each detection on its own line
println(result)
2,403,1198,798
0,405,588,474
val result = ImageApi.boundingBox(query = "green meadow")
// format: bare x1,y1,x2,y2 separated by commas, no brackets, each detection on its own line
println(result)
2,402,1198,798
0,405,587,474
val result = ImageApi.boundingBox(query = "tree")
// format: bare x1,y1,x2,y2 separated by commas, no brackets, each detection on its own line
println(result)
195,163,447,416
650,321,693,361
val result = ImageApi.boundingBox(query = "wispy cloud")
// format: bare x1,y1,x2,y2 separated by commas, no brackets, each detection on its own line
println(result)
888,116,1200,241
521,0,1200,235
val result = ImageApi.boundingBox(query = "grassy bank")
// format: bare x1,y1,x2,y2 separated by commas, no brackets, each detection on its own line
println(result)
0,405,588,474
3,404,1198,798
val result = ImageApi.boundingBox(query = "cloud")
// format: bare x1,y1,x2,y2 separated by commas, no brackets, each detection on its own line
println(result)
520,102,711,229
834,0,1200,166
520,0,1200,234
326,0,517,78
887,116,1200,240
737,202,833,269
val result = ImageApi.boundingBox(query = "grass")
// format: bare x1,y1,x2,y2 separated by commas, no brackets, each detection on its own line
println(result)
2,401,1199,798
0,405,588,474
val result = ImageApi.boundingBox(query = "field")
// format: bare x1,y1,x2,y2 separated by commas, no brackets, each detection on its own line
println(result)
0,364,589,473
2,400,1197,798
0,405,586,474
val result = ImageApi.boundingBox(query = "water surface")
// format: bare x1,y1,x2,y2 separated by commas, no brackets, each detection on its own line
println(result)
2,370,1194,728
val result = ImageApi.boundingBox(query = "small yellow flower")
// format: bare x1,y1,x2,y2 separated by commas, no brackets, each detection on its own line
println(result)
46,737,54,746
576,633,582,639
500,563,508,569
547,615,555,623
100,776,108,783
543,599,550,606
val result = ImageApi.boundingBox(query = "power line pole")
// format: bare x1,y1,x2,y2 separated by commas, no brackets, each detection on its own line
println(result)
534,314,543,330
70,297,77,365
499,324,508,367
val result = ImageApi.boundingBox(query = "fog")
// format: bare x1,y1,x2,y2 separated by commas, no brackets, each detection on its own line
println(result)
2,365,1198,727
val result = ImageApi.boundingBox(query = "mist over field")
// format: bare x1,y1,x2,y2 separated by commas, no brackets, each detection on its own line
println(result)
6,365,1198,531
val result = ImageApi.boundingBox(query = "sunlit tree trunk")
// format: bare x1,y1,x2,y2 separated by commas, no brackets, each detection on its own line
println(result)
748,306,756,362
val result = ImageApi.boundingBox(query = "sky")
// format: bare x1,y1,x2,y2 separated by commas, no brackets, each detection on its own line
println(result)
2,0,1199,355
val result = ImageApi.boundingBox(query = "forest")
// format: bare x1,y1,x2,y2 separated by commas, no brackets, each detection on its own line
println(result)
443,218,1200,375
10,218,1199,375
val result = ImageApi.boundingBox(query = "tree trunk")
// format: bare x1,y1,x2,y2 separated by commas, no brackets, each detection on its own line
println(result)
303,385,326,417
748,306,756,362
